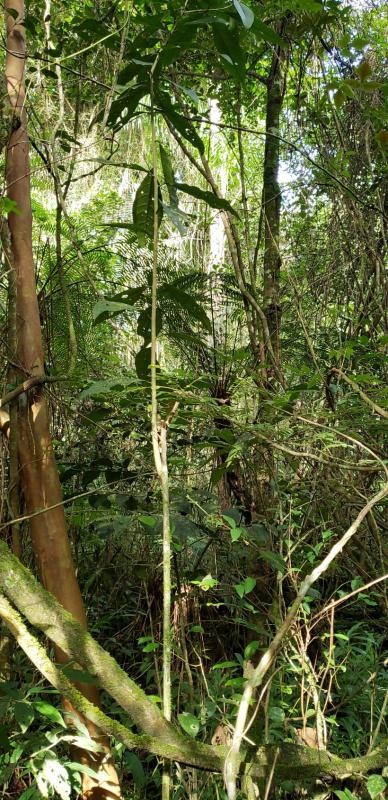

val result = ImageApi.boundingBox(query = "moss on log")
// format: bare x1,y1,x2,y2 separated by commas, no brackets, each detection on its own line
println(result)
0,541,386,785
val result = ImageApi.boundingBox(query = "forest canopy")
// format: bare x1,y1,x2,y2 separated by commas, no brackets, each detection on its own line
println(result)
0,1,387,800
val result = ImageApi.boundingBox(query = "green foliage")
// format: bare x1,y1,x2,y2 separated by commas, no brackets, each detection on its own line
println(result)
0,0,386,797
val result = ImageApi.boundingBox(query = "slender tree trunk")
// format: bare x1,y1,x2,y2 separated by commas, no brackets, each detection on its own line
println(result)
263,46,286,368
4,3,120,797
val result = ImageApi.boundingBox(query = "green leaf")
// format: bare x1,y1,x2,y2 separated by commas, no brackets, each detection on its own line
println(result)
252,19,287,48
198,573,217,591
92,299,135,325
142,642,159,653
178,712,200,738
33,700,66,727
355,60,372,80
137,306,162,343
244,640,260,659
14,701,34,733
163,203,191,234
64,734,104,753
268,706,285,723
158,94,204,154
124,752,146,787
231,527,244,542
212,21,245,80
248,523,270,544
135,345,152,379
1,197,21,215
175,182,239,218
106,83,148,129
222,514,237,528
133,171,163,244
65,763,100,780
233,1,254,29
139,514,157,528
80,378,135,398
18,788,37,800
367,775,386,799
6,7,19,20
61,667,99,685
0,724,10,750
244,576,256,594
159,143,178,208
235,576,256,597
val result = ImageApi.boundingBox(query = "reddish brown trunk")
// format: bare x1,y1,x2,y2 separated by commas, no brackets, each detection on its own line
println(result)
4,3,120,797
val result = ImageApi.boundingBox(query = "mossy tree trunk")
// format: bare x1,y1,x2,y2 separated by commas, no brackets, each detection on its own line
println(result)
0,543,387,787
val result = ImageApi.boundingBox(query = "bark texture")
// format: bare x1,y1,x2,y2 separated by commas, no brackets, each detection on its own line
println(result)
263,45,286,367
4,3,120,797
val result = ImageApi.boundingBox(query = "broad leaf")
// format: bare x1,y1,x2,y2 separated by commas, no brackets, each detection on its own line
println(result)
212,21,245,80
367,775,386,799
252,19,287,48
133,171,163,244
106,83,148,129
233,1,254,29
135,345,152,379
92,299,135,325
159,143,178,208
178,712,200,738
158,93,204,154
14,701,34,732
33,700,66,727
124,752,146,787
175,182,239,218
235,576,256,597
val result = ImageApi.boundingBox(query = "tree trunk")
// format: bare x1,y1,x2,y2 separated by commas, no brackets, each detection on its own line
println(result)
4,3,120,797
263,46,286,369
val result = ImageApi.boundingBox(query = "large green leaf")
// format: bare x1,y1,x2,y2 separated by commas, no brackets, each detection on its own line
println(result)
212,21,245,80
158,93,204,154
233,0,254,29
178,712,200,738
175,182,239,218
252,19,287,48
33,700,66,727
14,701,34,733
92,299,135,325
367,775,386,800
159,20,197,67
132,171,163,244
260,550,286,574
124,752,146,787
92,83,148,129
137,306,162,343
159,144,178,208
107,83,148,128
135,345,152,379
